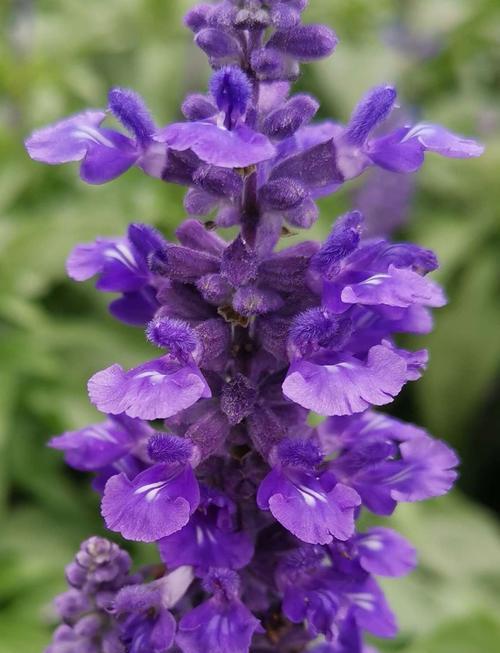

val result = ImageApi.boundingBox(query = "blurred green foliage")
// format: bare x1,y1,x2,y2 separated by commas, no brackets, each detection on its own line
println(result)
0,0,499,651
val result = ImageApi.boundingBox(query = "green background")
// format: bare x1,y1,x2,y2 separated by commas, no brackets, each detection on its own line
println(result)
1,0,499,651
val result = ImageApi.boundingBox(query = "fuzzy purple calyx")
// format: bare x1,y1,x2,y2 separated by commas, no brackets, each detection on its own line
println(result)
108,87,155,145
147,433,193,465
210,66,252,129
146,316,200,361
220,373,258,425
345,85,397,145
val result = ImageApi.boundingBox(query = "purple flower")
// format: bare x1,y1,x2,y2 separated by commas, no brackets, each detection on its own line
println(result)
67,223,167,326
101,434,200,542
49,415,152,472
176,569,262,653
25,88,166,184
334,85,484,180
88,317,211,420
282,344,410,416
114,574,188,653
158,487,254,572
32,3,480,652
325,414,459,515
257,439,360,544
157,68,275,168
354,527,417,577
88,356,210,420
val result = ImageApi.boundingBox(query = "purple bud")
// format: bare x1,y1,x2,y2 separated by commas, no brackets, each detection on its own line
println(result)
234,8,270,31
195,28,241,59
114,583,162,614
259,241,320,292
259,178,307,211
208,3,238,29
184,188,219,216
267,25,338,61
147,433,193,464
289,308,352,356
146,316,199,359
251,47,299,81
216,204,241,227
285,196,319,228
270,140,342,192
288,0,308,10
345,85,397,145
184,4,213,33
233,286,284,317
185,402,230,459
181,93,218,121
193,164,243,199
262,94,319,139
150,245,220,282
73,614,102,638
220,236,258,287
221,373,258,425
277,438,323,469
157,282,214,321
247,406,288,458
175,218,226,256
196,273,232,305
108,87,155,144
54,590,90,621
210,66,252,126
270,5,301,30
194,318,231,368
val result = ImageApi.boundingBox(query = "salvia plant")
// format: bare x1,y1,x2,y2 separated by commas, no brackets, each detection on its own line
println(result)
25,2,484,652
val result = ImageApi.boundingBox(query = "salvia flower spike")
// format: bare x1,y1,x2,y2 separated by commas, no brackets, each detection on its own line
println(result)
29,1,482,652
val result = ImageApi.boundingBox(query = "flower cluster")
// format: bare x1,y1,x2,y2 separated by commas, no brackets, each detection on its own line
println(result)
27,2,482,652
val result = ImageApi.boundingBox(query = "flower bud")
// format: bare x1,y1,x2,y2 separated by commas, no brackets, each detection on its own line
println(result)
267,25,338,61
262,94,319,139
260,178,308,211
195,28,241,59
181,93,217,121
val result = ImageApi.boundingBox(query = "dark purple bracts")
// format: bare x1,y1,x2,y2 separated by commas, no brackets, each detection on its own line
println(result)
29,2,481,652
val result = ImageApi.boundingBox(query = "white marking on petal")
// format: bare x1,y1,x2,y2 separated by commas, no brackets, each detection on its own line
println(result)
134,480,167,502
134,371,166,384
74,126,116,148
297,485,328,507
362,536,384,552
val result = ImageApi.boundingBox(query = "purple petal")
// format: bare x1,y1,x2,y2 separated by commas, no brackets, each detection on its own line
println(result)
340,265,446,308
257,468,360,544
157,122,275,167
66,238,123,282
352,578,398,638
101,462,200,542
25,110,107,163
403,123,485,158
391,436,459,502
109,289,159,327
282,345,408,416
368,127,425,173
79,129,138,184
357,527,417,577
177,599,261,653
49,416,149,471
88,356,211,420
158,512,253,572
270,138,343,195
149,610,176,652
